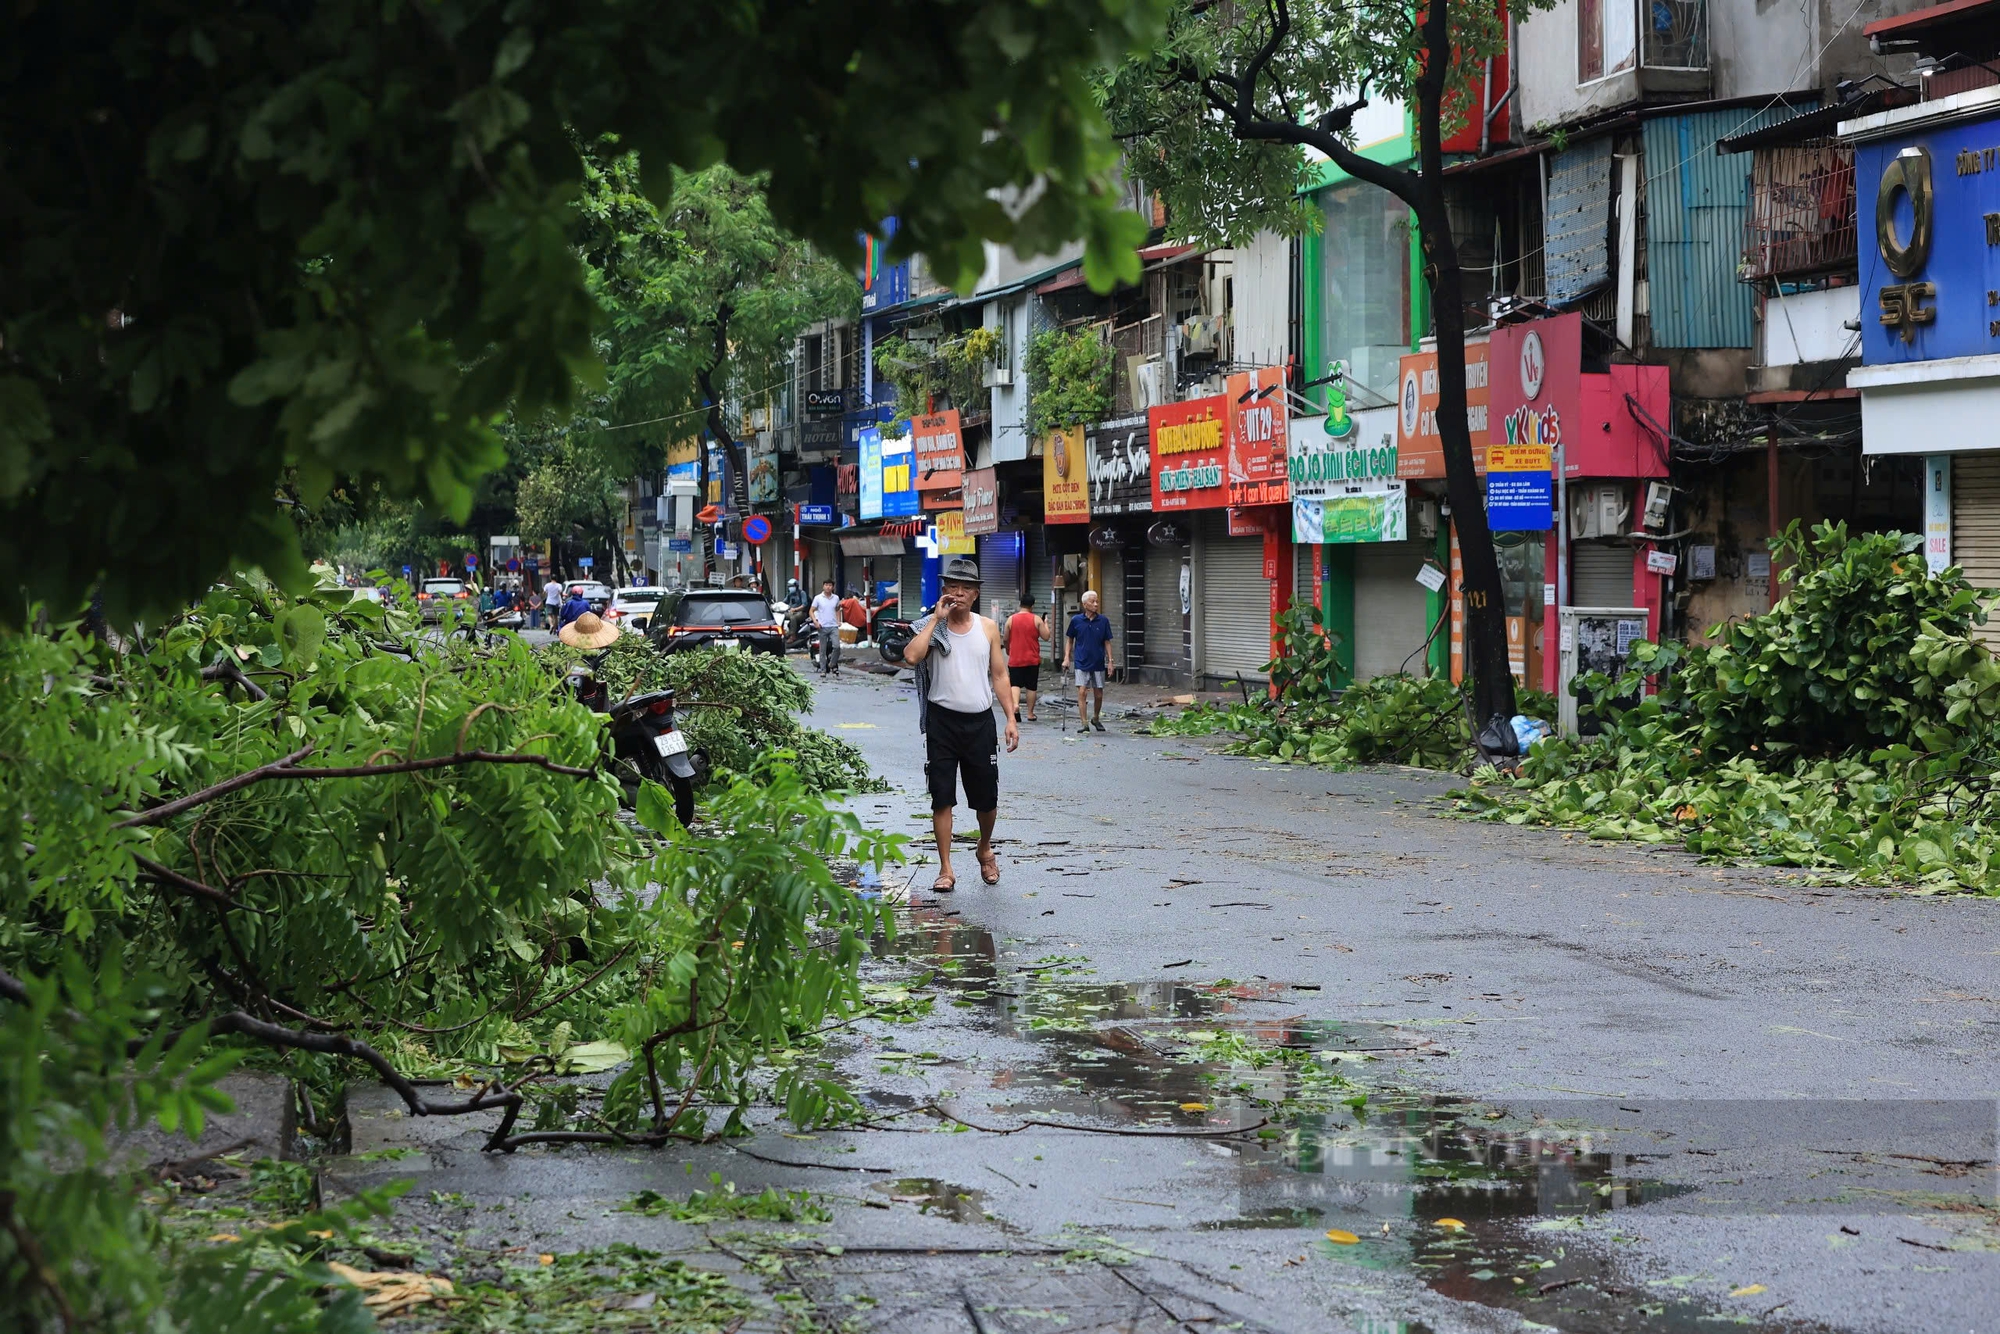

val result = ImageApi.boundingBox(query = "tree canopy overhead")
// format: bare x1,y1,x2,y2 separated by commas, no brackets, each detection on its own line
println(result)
1,0,1160,619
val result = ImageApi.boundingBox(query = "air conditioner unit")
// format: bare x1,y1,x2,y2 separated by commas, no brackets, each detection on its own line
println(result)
1570,483,1630,539
984,367,1013,388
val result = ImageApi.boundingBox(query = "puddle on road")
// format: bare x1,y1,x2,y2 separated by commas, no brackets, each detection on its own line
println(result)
862,908,1779,1334
869,1177,986,1223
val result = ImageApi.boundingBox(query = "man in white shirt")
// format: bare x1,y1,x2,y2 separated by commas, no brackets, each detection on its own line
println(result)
808,578,843,675
905,558,1018,892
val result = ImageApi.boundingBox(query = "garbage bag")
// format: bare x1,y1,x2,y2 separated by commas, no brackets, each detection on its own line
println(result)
1477,712,1519,757
1510,715,1552,752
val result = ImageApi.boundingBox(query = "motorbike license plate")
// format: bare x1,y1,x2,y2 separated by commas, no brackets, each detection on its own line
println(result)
714,638,740,651
654,731,688,757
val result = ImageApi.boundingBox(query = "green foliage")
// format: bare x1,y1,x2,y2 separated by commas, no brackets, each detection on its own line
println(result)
438,1244,751,1332
1025,326,1116,441
0,954,400,1332
1663,524,1994,756
1144,701,1262,737
1,573,905,1327
1266,603,1347,709
537,637,886,793
1457,524,2000,895
875,324,1002,426
5,1,1160,621
1102,0,1516,246
621,1177,829,1224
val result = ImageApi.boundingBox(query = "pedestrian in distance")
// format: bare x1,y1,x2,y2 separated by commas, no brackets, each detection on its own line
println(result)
1064,589,1114,733
905,557,1018,892
1005,593,1049,722
542,575,564,629
526,586,545,630
809,577,842,675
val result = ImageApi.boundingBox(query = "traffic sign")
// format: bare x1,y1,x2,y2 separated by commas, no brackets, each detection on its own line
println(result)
797,503,836,526
742,515,773,545
506,558,520,572
668,538,692,553
464,553,477,568
401,564,412,576
578,556,594,569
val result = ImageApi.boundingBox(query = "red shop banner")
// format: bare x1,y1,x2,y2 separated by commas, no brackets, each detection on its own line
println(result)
1149,394,1229,512
1225,366,1289,507
1488,312,1581,459
911,410,964,503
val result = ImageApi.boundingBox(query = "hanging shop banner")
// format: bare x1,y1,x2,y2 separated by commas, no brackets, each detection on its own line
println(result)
1043,425,1090,524
912,410,964,499
1485,444,1554,531
858,428,883,521
667,438,701,495
932,510,976,555
961,467,1000,535
1489,312,1580,460
706,445,729,507
747,431,780,505
1395,337,1491,478
1225,365,1290,507
1148,394,1229,512
1288,406,1399,500
1086,414,1151,514
879,429,920,518
1293,489,1408,544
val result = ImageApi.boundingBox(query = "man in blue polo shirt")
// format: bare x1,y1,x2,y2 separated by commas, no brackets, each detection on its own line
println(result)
1063,589,1115,733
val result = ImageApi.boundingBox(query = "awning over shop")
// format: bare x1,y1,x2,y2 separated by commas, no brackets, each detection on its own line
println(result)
838,534,909,556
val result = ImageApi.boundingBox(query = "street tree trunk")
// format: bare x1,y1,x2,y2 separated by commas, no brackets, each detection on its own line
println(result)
1410,0,1517,731
1203,0,1517,731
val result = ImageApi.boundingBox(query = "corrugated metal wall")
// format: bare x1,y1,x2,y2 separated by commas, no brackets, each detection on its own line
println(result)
1545,139,1614,304
1234,229,1292,368
1642,106,1802,348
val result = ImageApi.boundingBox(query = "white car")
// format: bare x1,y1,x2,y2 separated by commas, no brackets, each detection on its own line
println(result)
606,586,669,634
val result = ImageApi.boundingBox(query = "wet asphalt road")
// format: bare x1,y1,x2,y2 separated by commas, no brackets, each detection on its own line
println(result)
332,658,2000,1333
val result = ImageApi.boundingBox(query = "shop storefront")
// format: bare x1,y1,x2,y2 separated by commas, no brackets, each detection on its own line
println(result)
1844,92,2000,645
1086,414,1152,672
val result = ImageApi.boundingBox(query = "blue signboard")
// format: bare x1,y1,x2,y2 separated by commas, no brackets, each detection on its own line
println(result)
858,428,884,520
1857,111,2000,366
668,537,692,553
880,430,919,518
1487,471,1553,531
578,556,594,569
797,503,836,526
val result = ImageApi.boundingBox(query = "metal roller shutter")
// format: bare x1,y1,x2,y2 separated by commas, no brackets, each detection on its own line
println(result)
1293,544,1319,620
900,548,926,617
1353,541,1432,680
1027,527,1055,636
1097,548,1125,674
1145,542,1185,670
1200,511,1275,678
1122,539,1147,674
1953,452,2000,648
1571,540,1635,608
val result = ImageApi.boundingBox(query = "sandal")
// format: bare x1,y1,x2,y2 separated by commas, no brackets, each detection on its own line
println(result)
976,850,1001,885
932,872,957,893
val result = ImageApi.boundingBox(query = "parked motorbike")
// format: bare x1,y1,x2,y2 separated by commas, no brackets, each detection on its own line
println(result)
563,654,700,827
875,616,917,667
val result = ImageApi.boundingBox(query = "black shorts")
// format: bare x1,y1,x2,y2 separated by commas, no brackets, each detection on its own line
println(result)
1007,663,1040,693
926,705,999,813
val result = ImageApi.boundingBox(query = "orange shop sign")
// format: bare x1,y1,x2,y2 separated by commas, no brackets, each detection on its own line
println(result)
1395,338,1490,478
912,410,964,500
1042,425,1090,524
1225,366,1290,507
1149,394,1230,511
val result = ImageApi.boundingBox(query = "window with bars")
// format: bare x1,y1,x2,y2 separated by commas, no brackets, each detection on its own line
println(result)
1739,142,1856,282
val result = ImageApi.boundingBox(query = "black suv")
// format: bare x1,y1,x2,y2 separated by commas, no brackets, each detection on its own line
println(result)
647,589,785,656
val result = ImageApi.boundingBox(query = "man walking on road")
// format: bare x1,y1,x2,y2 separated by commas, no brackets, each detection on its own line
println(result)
809,578,842,675
906,557,1018,892
1005,594,1049,722
542,576,564,630
1064,590,1114,732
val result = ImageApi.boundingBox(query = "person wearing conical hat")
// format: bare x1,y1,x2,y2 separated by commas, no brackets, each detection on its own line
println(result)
558,611,621,650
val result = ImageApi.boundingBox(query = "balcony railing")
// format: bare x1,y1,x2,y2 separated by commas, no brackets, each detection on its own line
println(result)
1740,142,1856,283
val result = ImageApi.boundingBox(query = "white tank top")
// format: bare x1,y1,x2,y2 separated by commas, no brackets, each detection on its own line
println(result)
928,618,994,714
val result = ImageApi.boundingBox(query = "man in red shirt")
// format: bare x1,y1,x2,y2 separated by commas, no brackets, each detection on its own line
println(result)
1004,593,1050,722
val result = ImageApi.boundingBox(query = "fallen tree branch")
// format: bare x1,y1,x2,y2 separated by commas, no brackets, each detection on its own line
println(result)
115,744,596,829
200,658,270,702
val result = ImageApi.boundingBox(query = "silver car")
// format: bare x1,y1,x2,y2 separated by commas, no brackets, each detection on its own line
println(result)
608,586,668,634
